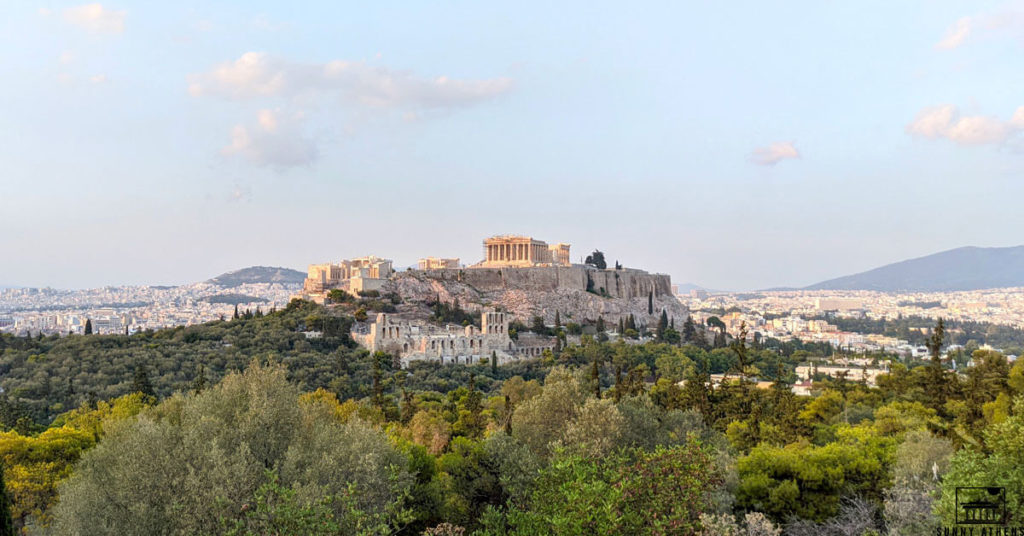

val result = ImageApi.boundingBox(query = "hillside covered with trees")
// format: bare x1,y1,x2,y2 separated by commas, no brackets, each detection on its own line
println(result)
0,301,1023,534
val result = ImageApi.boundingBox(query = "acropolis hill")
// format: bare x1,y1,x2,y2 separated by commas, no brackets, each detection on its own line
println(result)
295,235,687,328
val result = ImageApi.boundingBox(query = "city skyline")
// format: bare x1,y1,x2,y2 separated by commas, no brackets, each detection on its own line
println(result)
3,1,1024,290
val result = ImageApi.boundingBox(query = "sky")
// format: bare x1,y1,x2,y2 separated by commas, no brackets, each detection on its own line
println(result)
2,1,1024,291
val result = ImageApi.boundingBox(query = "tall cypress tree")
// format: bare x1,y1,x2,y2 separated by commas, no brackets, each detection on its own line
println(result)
132,366,155,398
924,318,948,411
503,395,514,436
83,318,92,335
683,316,696,343
0,462,14,536
491,351,498,374
192,365,208,394
657,310,669,340
648,291,654,315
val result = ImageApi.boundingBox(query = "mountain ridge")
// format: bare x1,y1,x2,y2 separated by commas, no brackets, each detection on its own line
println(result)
803,245,1024,292
206,266,305,287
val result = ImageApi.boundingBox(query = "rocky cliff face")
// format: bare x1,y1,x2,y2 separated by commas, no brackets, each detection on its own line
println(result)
387,266,688,327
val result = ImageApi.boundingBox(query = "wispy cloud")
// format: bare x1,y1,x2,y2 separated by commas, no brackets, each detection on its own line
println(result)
221,109,318,170
188,52,513,110
906,105,1024,146
749,141,800,166
935,8,1024,50
936,17,973,49
60,4,126,34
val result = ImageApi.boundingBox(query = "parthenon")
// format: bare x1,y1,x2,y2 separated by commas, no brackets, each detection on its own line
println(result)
477,235,571,268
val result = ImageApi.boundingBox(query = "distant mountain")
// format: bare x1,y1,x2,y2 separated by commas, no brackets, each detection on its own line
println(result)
674,282,706,293
207,266,305,288
804,246,1024,292
674,282,731,294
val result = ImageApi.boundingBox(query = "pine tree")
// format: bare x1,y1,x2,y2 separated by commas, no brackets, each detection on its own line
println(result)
131,366,155,398
233,304,239,320
618,317,625,334
0,462,15,536
491,351,498,374
648,290,654,315
83,319,92,335
554,311,561,329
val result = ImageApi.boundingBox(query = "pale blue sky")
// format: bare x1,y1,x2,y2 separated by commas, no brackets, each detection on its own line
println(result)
2,1,1023,290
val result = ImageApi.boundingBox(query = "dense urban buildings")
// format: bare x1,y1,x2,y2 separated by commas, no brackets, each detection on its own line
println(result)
0,282,295,335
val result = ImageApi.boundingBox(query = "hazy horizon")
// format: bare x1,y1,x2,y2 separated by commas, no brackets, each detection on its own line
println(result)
4,1,1024,290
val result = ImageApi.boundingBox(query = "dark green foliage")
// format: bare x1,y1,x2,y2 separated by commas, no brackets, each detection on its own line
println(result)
83,319,92,335
428,297,479,327
192,365,208,393
584,250,607,270
201,294,268,306
219,471,340,536
495,440,722,535
131,366,155,398
0,463,14,536
0,301,358,423
326,289,353,303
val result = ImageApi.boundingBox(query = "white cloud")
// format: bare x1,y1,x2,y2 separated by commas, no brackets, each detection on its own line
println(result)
89,74,107,84
221,109,317,170
59,51,76,64
906,104,1024,146
63,4,126,34
749,141,800,166
936,17,972,49
188,52,513,111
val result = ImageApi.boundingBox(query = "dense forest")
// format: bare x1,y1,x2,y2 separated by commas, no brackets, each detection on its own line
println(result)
1,300,1023,534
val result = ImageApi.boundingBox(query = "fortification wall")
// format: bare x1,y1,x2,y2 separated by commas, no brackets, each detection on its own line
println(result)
392,266,686,325
414,266,672,299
